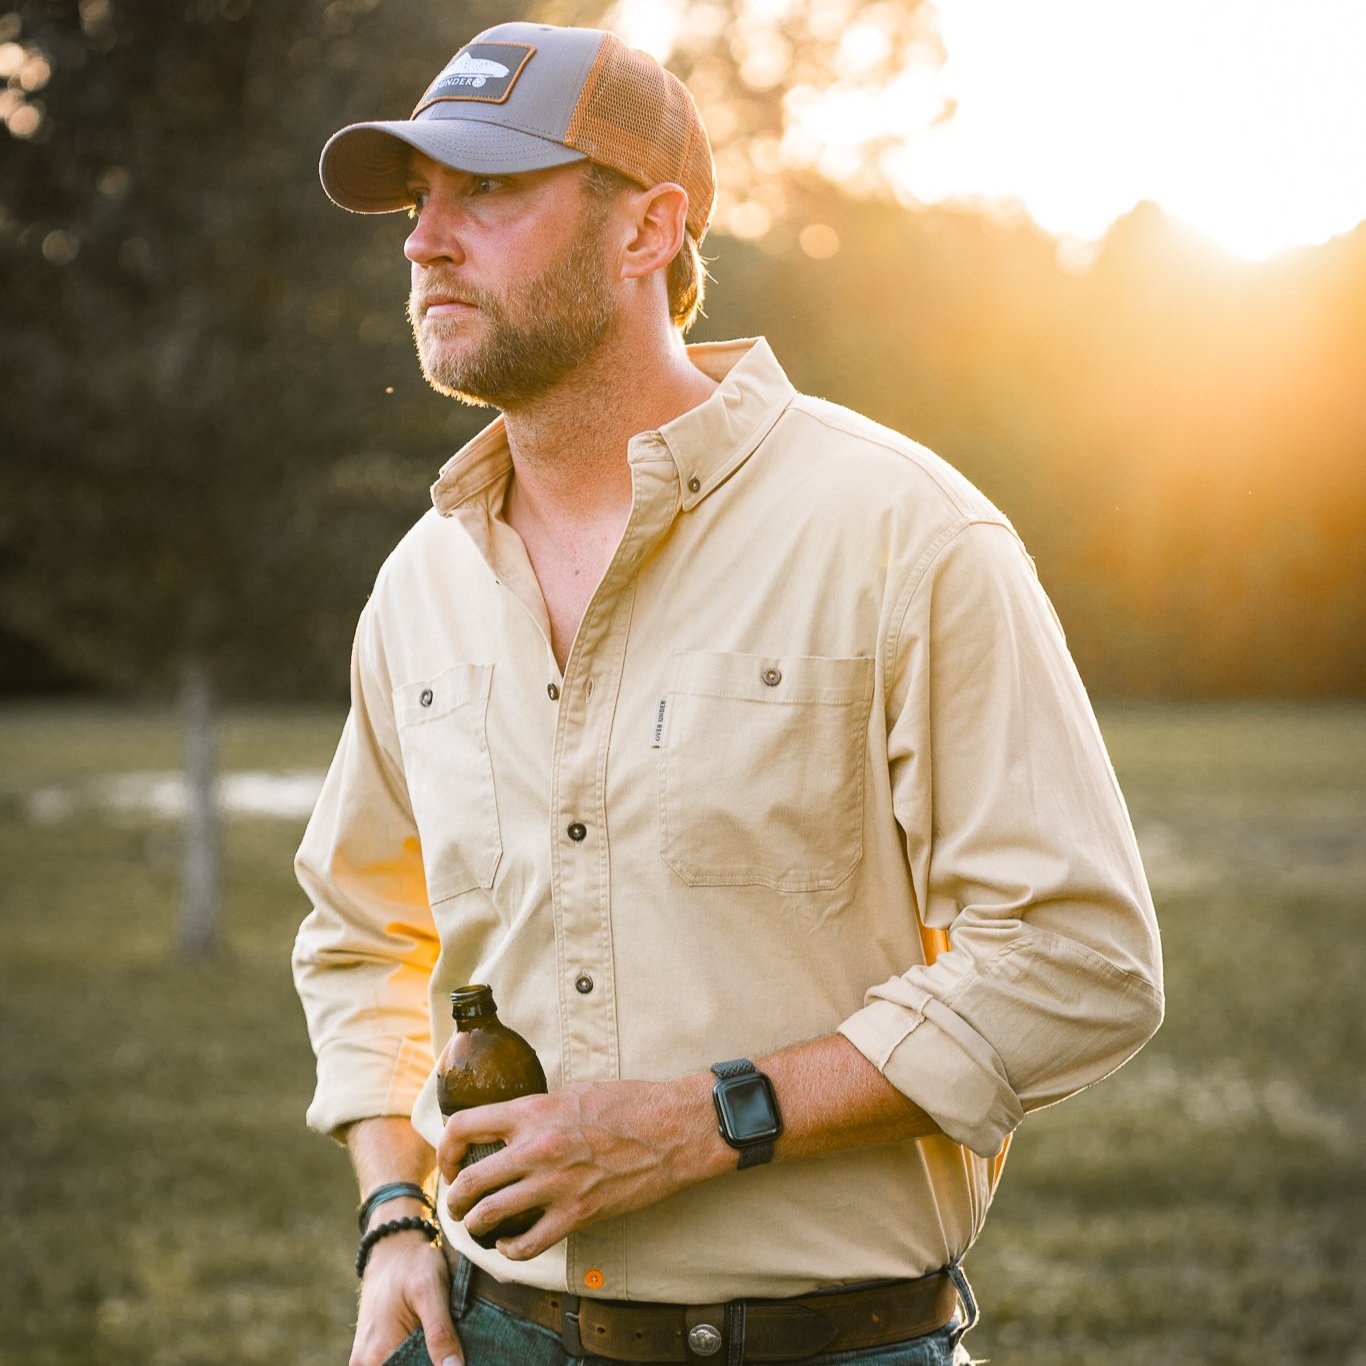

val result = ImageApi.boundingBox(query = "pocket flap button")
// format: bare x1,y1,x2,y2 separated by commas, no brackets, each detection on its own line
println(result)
419,688,434,706
761,667,782,687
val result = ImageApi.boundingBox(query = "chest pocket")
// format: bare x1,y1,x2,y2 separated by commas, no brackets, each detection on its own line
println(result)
659,652,875,892
393,663,501,905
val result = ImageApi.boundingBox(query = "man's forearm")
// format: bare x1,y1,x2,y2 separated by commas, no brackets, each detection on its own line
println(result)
347,1116,438,1223
439,1033,941,1259
653,1032,944,1190
759,1032,941,1161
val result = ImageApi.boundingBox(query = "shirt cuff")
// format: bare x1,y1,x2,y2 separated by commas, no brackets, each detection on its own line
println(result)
305,1035,435,1142
838,991,1024,1158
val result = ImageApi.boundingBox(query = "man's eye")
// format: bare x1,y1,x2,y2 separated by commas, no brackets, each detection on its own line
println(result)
406,191,427,219
471,177,496,195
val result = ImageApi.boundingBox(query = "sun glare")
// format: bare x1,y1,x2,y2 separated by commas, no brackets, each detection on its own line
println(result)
610,0,1366,259
920,0,1366,259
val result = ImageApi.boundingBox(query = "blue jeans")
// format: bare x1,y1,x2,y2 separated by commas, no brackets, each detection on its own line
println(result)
382,1261,978,1366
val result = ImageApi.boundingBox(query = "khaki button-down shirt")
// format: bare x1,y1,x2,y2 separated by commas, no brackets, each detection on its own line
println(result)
293,337,1163,1301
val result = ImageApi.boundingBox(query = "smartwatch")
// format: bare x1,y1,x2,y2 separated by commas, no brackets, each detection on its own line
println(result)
710,1059,783,1169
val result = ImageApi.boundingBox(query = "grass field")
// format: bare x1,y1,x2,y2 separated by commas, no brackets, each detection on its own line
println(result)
1,701,1363,1365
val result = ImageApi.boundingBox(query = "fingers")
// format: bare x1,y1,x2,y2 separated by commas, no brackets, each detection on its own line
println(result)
412,1276,464,1366
436,1098,521,1181
437,1079,692,1260
493,1204,575,1262
350,1235,455,1366
443,1138,523,1218
445,1159,547,1247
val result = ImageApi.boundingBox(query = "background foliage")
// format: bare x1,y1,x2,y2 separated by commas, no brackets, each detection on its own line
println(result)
1,0,1362,701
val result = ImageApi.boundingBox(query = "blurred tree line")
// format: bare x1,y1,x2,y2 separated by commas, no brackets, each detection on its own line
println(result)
2,0,1363,710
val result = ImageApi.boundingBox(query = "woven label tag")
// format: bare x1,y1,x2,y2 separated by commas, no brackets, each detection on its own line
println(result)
418,43,535,108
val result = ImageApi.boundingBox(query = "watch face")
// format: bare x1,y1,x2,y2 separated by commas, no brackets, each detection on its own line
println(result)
715,1073,781,1143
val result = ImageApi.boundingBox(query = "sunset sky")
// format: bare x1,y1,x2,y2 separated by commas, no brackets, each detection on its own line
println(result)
612,0,1366,260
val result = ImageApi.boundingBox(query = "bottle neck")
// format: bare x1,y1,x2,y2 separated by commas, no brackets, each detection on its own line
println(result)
450,983,499,1028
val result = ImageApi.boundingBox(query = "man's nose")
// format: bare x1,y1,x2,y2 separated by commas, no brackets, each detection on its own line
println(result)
404,201,466,267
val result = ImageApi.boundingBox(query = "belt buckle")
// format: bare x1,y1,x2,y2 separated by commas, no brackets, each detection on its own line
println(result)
685,1304,729,1362
559,1293,583,1356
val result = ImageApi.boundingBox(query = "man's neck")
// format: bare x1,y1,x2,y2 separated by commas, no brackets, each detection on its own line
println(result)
499,322,717,530
496,322,718,670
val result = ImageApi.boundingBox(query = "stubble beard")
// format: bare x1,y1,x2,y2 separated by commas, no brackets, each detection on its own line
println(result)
408,211,617,411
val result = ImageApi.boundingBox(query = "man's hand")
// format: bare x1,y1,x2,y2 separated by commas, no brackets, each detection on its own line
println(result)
437,1075,728,1260
436,1037,939,1262
344,1117,462,1366
351,1225,462,1366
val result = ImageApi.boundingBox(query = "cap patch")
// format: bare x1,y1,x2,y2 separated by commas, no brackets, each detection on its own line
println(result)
414,42,535,111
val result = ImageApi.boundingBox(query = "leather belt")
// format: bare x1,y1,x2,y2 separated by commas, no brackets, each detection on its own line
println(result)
466,1263,959,1362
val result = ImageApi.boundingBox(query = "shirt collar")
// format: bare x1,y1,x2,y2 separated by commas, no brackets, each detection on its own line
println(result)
429,337,795,518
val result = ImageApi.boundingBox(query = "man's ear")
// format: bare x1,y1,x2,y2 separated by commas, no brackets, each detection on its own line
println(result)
617,182,689,282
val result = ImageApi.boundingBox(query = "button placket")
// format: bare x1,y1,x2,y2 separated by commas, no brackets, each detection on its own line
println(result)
559,459,682,1300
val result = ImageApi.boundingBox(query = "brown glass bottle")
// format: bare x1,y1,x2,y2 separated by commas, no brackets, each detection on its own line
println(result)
436,983,547,1250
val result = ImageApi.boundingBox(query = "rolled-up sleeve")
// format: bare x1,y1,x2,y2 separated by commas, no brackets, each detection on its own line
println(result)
839,519,1164,1157
292,601,438,1140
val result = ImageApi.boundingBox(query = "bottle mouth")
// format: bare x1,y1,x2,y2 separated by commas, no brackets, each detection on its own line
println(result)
450,983,496,1018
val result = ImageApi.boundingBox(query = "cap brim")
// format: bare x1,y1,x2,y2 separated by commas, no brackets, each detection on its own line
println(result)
320,118,587,213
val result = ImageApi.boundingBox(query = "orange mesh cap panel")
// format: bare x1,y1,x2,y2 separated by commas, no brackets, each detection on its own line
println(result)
564,34,716,242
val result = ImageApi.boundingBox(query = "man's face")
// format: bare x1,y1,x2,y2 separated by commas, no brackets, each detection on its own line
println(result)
404,155,617,410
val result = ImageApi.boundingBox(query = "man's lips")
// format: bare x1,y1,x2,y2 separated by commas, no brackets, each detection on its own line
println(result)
419,295,478,320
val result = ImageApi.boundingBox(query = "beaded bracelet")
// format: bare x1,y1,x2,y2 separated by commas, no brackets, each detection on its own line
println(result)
355,1216,441,1278
357,1181,436,1234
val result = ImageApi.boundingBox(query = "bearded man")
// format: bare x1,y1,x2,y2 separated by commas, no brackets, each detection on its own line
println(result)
293,21,1164,1366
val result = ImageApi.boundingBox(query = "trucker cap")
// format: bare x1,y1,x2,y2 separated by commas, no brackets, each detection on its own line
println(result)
320,21,716,242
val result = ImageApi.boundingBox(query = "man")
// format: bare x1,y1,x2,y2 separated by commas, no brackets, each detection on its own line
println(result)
294,20,1164,1366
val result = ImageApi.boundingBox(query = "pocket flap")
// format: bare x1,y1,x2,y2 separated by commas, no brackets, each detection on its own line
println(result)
667,652,874,706
394,662,493,728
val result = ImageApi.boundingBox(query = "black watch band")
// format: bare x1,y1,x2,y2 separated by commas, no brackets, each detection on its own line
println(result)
710,1058,783,1169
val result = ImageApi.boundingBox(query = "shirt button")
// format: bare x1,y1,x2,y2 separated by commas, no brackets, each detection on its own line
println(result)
567,822,587,842
575,973,594,994
687,475,701,493
547,682,560,700
761,666,782,687
419,688,434,706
